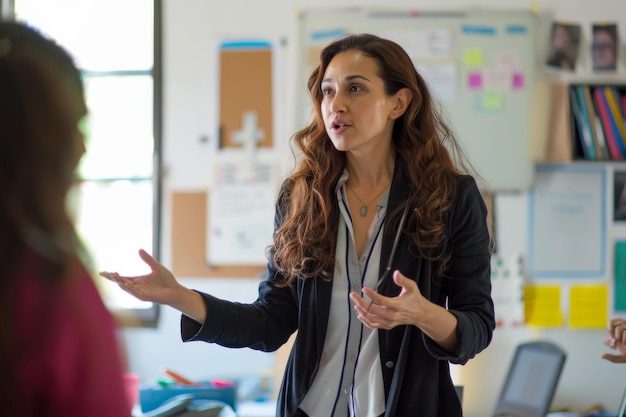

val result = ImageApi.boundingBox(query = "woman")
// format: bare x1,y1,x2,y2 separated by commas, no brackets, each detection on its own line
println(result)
102,33,495,416
0,21,132,416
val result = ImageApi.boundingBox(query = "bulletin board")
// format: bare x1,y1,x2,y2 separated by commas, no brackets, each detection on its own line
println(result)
296,8,539,190
219,41,274,149
171,191,267,278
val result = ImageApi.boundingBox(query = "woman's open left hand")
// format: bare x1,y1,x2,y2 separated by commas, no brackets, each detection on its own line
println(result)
350,270,426,330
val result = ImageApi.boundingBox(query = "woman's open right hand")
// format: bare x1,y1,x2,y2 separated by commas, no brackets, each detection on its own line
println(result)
99,249,182,305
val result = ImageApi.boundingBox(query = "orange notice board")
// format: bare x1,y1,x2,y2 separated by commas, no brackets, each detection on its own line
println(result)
219,41,273,149
171,191,266,278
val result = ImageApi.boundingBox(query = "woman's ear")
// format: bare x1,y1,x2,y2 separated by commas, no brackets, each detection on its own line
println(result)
390,87,413,120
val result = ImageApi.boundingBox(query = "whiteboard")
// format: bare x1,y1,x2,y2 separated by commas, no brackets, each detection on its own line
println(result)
296,8,538,190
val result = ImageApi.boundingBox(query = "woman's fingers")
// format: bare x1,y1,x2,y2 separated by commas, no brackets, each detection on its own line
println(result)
99,271,120,282
138,249,161,270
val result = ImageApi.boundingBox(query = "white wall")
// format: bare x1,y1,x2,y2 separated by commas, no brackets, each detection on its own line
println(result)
121,1,626,416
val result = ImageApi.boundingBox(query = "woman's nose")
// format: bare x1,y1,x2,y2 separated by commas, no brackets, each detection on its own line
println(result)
328,93,346,113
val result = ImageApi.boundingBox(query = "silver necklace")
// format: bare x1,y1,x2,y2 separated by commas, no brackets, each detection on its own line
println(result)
348,184,390,217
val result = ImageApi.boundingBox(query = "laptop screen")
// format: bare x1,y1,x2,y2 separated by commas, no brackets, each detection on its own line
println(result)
501,349,563,408
493,341,566,417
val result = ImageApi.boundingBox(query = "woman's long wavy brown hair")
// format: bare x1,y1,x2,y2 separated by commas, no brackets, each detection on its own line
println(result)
0,21,85,416
272,33,480,286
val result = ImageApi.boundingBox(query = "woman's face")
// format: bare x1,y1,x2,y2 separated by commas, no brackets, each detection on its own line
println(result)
320,50,403,155
54,73,87,171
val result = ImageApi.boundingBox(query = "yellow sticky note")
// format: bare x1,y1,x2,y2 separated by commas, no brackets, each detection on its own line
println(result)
568,284,608,329
464,48,484,68
524,285,563,327
482,91,503,110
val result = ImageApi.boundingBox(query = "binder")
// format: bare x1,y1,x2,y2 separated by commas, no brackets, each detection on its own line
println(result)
594,87,623,160
604,86,626,150
546,84,575,163
615,242,626,311
570,87,596,159
580,85,608,159
594,113,609,160
601,87,626,155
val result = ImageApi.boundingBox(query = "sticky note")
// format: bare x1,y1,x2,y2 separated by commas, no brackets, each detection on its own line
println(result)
464,48,484,68
481,91,503,110
524,285,563,327
568,284,608,328
483,69,510,90
496,51,521,72
512,72,525,89
468,72,483,89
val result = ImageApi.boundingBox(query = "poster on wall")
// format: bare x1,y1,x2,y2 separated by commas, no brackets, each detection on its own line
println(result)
206,162,277,266
528,165,606,278
218,40,274,150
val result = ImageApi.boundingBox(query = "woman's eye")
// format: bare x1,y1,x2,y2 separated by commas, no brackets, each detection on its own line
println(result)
322,87,333,96
349,85,363,93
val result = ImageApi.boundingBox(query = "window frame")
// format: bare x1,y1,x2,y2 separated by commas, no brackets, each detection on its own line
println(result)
7,0,163,328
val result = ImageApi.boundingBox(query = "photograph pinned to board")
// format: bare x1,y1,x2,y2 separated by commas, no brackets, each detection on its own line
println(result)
527,165,606,278
592,22,619,72
545,21,581,71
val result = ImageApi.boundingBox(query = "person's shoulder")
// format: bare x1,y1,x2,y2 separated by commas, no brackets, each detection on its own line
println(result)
455,174,480,192
451,174,485,210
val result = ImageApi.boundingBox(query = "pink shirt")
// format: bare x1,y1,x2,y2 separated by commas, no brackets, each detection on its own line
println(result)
14,249,132,417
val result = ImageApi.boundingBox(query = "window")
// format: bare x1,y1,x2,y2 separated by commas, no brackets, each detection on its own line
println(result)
10,0,162,327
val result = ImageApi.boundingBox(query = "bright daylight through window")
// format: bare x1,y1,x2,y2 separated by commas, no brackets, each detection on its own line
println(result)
11,0,162,327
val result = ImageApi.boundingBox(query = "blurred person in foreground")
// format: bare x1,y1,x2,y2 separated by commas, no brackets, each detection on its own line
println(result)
0,20,132,416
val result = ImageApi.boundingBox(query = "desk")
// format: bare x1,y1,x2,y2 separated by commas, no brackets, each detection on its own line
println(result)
237,400,276,417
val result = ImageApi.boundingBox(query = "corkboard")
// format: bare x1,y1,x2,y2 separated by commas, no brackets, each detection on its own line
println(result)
171,191,266,278
219,47,273,149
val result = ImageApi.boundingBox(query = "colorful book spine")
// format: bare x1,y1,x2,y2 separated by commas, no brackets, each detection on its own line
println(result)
581,85,607,159
570,87,596,160
594,87,623,160
594,112,609,160
605,86,626,151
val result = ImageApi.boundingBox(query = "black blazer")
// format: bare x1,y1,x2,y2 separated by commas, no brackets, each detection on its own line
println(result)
181,169,495,417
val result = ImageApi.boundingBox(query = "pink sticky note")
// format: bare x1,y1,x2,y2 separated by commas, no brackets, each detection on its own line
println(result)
512,72,524,89
468,72,482,89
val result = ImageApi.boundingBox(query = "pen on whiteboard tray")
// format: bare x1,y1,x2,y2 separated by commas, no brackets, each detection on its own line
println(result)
163,368,203,386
